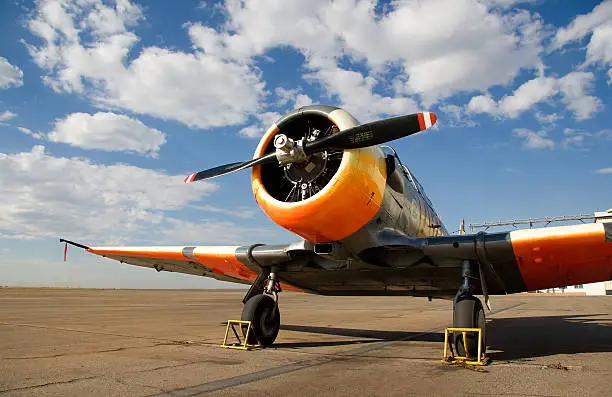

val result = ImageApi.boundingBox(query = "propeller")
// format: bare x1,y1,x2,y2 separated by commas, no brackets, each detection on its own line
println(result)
184,111,437,183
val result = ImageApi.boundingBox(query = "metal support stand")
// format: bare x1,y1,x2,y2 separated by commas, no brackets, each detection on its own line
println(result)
221,320,261,350
442,327,489,366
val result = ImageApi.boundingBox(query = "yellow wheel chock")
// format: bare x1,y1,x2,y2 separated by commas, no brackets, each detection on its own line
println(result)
221,320,261,350
442,327,489,366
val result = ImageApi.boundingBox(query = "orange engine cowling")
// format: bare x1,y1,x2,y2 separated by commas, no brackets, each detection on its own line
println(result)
251,106,387,243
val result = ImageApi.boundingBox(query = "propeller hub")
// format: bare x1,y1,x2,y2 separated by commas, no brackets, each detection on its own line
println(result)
274,134,309,166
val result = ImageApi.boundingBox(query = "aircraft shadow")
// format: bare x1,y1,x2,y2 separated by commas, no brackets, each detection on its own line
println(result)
277,324,444,348
486,314,612,361
279,314,612,359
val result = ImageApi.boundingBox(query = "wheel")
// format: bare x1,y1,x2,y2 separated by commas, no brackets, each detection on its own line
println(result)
241,294,280,346
453,295,486,358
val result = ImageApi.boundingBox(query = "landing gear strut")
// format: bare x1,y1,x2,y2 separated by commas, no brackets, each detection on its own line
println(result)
453,260,486,357
241,267,281,346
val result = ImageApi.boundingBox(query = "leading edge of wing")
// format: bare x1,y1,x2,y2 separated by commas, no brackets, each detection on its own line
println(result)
86,245,258,282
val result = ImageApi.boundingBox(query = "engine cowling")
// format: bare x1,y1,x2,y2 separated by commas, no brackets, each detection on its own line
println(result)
251,105,388,243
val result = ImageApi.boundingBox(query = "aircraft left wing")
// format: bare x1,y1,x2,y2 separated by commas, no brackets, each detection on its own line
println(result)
60,239,307,289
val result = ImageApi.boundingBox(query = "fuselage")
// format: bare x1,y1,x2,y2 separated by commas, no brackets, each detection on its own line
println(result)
244,105,612,297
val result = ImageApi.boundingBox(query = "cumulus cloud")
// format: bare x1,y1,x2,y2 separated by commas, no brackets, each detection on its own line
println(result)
468,77,557,118
596,168,612,174
0,111,17,122
553,1,612,71
239,111,282,139
467,72,601,120
118,0,546,121
535,111,561,124
0,57,23,89
553,1,612,49
557,71,603,120
48,112,166,156
513,128,555,149
306,62,418,122
274,87,314,109
561,128,591,149
25,0,265,129
0,146,216,241
18,126,45,140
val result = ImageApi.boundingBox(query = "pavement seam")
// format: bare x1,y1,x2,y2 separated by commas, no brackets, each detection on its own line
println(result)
0,375,99,394
148,302,525,396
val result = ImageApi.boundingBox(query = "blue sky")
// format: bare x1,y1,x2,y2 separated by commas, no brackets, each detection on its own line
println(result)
0,0,610,288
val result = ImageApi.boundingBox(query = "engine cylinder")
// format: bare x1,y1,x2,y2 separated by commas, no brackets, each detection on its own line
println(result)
251,106,387,243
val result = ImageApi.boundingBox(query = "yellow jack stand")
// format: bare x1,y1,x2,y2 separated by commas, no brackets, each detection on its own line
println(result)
442,327,489,366
221,320,261,350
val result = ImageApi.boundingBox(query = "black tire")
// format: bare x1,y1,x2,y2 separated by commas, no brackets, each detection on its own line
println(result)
453,295,486,358
241,294,280,346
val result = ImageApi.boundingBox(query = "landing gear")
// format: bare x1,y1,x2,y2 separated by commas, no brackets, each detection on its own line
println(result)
241,268,281,346
453,260,486,358
453,295,486,357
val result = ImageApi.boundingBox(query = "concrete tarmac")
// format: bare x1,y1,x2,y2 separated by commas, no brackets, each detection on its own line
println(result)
1,288,611,397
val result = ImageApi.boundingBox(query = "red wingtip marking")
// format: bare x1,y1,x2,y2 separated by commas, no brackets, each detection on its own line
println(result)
184,173,196,184
417,113,426,130
430,112,437,126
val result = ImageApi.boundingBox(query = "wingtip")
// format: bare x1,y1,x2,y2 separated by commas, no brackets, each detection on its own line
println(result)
417,112,437,130
184,173,196,184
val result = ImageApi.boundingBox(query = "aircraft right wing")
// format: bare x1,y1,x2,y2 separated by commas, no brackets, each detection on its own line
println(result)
60,239,310,292
370,222,612,294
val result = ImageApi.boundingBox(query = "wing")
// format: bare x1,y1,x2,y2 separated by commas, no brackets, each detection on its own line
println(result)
61,239,308,290
370,222,612,294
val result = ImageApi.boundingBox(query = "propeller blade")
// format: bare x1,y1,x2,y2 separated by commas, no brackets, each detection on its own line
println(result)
304,112,436,152
184,152,277,183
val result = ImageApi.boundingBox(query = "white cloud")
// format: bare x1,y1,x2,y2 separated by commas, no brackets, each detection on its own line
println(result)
513,128,555,149
467,72,601,120
25,0,553,126
553,1,612,49
437,104,476,127
0,111,17,122
497,77,558,117
0,146,216,241
306,63,418,122
187,0,546,110
18,126,45,140
535,111,561,124
558,71,602,120
599,129,612,139
274,87,314,109
561,128,591,149
48,112,166,156
190,204,256,219
0,57,23,89
294,94,314,109
160,218,276,245
468,77,557,118
553,2,612,70
608,68,612,83
239,111,282,139
467,94,498,115
484,0,538,7
596,168,612,174
585,22,612,66
25,0,265,129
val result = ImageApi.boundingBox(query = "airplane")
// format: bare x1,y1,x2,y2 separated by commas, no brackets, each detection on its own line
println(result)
61,105,612,358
